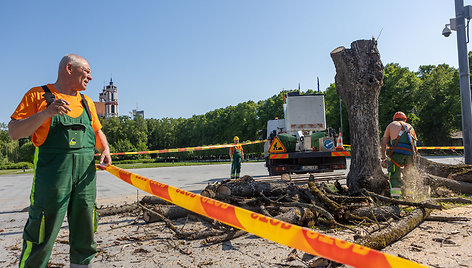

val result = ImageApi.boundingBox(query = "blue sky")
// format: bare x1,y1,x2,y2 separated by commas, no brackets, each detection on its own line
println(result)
0,1,463,125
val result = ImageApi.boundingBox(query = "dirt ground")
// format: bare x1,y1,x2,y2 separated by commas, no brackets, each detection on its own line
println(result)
1,196,471,268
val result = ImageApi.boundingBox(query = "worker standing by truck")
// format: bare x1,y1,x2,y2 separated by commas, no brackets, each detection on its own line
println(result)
229,136,244,179
381,111,418,199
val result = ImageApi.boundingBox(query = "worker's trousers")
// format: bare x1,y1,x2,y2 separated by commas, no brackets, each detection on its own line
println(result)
388,153,414,199
19,149,98,268
230,154,242,179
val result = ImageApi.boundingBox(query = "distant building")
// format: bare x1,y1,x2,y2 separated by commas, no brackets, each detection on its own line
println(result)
131,109,144,118
96,78,119,118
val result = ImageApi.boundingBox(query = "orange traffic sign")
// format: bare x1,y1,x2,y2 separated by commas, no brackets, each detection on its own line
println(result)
269,137,287,153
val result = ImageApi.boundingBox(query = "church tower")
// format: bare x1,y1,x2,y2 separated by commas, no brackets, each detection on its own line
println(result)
99,78,119,118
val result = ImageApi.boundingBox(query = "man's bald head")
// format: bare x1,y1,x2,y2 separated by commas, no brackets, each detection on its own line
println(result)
55,54,92,93
58,54,88,73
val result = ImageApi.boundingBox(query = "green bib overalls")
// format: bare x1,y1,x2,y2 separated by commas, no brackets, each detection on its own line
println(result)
230,146,242,179
388,126,415,199
19,108,98,268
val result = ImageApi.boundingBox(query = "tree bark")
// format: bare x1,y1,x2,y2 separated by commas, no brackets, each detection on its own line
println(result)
330,39,388,195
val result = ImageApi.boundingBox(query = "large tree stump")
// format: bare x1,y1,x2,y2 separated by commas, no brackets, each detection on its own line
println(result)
330,39,388,195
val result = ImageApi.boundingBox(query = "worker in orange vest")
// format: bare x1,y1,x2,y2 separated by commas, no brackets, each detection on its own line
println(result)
229,136,244,179
381,111,418,199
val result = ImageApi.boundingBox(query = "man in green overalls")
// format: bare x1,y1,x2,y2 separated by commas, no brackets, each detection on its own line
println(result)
9,54,111,268
381,111,417,199
229,136,244,179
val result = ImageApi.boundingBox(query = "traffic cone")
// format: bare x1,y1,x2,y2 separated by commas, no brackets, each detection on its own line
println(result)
335,132,344,151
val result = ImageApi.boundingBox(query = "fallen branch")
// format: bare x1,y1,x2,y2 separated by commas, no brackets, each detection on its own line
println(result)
361,189,442,210
259,192,335,222
355,206,433,250
202,230,247,245
432,197,472,204
425,215,470,222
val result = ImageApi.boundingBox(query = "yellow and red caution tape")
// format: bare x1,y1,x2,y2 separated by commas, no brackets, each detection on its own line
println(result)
98,164,427,268
95,140,267,156
97,141,463,158
344,145,464,150
416,146,463,150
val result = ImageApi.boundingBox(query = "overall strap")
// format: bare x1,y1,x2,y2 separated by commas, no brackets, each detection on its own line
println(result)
41,85,55,107
80,93,93,122
389,124,407,157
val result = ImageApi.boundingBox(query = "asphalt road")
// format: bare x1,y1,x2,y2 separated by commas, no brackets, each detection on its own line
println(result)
0,156,465,212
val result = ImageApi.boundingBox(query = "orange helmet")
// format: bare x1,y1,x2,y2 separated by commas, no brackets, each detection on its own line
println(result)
393,111,407,121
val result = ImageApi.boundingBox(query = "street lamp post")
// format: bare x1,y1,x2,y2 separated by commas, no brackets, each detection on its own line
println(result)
444,0,472,164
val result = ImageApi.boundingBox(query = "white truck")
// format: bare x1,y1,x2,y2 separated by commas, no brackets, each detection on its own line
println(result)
264,92,349,176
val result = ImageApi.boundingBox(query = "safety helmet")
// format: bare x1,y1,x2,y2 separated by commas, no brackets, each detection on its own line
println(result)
233,136,239,141
393,111,407,121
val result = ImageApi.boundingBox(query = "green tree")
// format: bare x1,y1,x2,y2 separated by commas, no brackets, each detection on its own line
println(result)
415,64,460,145
378,63,421,135
324,83,350,143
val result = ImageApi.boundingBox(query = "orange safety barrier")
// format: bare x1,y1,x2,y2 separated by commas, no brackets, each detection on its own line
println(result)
98,164,427,268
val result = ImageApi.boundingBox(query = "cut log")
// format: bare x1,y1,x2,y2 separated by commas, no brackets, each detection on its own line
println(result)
140,196,173,205
98,203,138,217
355,206,433,250
351,206,401,221
142,205,193,223
216,176,299,198
425,173,472,194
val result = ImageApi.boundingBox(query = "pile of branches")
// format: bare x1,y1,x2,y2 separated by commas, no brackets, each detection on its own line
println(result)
98,170,471,253
200,174,447,250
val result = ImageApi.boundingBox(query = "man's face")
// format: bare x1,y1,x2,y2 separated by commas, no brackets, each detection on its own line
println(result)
69,60,92,91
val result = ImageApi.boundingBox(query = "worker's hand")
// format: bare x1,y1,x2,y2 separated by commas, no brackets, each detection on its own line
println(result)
46,99,71,117
100,148,112,165
381,158,388,168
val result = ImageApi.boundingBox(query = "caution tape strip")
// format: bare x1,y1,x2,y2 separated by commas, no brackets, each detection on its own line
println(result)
98,164,426,268
416,146,463,150
95,140,267,156
344,145,463,150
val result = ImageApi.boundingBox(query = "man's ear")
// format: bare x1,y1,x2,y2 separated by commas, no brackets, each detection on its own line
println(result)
65,63,73,75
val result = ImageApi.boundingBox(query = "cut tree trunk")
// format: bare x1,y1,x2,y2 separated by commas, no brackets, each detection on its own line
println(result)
330,39,389,195
425,173,472,194
416,155,472,181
